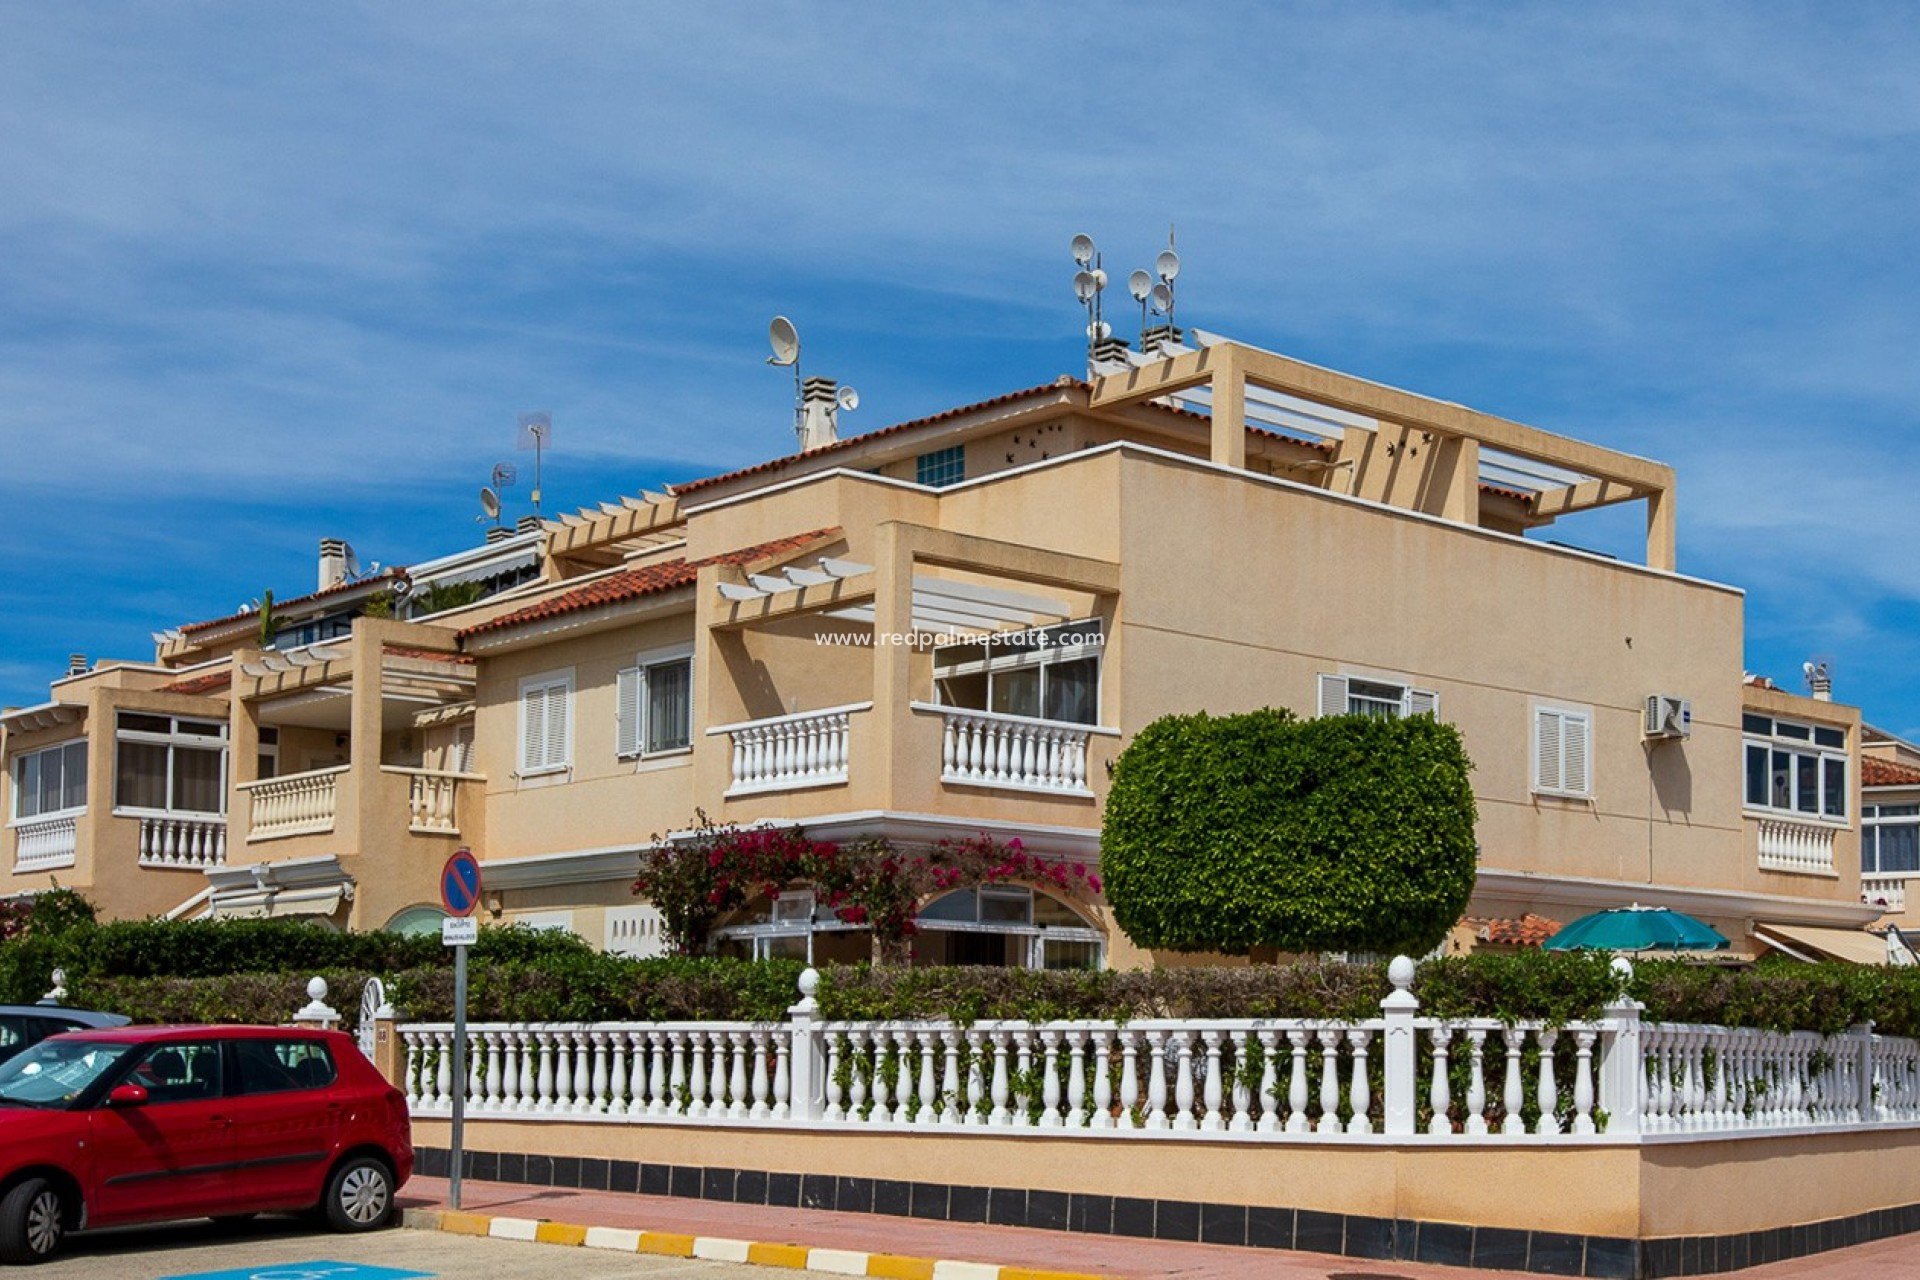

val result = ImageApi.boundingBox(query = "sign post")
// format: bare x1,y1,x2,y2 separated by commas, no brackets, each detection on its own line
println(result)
440,848,482,1211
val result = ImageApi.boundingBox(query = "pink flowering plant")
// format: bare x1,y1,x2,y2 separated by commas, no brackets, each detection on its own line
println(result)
635,816,1101,964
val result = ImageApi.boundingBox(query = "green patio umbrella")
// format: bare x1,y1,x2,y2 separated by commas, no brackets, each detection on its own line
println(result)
1542,905,1730,953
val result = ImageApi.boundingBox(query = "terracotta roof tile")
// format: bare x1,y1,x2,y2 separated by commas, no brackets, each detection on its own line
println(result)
177,570,405,636
155,670,233,696
1865,756,1920,789
1468,914,1562,948
460,528,841,640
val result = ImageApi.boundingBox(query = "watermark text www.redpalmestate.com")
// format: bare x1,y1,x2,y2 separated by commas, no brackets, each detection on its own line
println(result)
813,627,1106,651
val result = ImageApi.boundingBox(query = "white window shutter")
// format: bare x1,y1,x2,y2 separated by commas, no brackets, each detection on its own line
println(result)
1318,674,1350,718
544,683,570,770
616,667,641,758
1565,713,1591,795
1535,708,1563,793
520,688,547,774
1407,688,1440,719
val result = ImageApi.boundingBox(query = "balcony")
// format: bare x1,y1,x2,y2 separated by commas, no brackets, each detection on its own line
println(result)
136,814,228,871
713,704,868,797
1864,875,1909,913
11,815,79,873
238,766,347,841
1756,817,1838,877
384,767,481,836
918,704,1113,798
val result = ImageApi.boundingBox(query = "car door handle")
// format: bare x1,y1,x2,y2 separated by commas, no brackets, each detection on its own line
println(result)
208,1115,232,1129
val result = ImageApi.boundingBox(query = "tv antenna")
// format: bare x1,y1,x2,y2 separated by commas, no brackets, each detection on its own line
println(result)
1070,233,1109,372
517,411,552,516
490,462,517,490
767,315,805,441
1130,227,1181,351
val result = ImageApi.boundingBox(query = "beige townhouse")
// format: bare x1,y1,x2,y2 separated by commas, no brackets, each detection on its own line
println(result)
2,333,1885,966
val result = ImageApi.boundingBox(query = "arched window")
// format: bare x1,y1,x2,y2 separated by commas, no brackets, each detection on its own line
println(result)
911,887,1103,970
385,905,448,937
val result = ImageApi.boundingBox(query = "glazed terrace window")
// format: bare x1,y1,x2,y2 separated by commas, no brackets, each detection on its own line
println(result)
933,619,1103,726
114,713,226,815
11,740,87,821
1742,714,1847,821
1866,805,1920,876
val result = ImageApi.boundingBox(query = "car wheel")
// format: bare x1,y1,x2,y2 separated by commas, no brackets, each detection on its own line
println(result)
0,1177,68,1265
322,1157,394,1232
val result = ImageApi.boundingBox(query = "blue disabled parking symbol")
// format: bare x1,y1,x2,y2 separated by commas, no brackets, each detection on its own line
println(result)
162,1264,432,1280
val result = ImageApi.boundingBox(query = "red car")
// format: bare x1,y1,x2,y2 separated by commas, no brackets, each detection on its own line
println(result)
0,1024,412,1265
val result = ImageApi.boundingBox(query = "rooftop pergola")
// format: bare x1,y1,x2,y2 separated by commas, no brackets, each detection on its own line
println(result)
1091,334,1679,570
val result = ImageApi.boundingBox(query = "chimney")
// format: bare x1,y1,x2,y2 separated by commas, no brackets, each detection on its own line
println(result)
516,515,541,536
486,525,512,545
318,538,349,591
1140,324,1185,356
799,377,841,452
1090,334,1132,368
1808,662,1833,702
66,654,87,677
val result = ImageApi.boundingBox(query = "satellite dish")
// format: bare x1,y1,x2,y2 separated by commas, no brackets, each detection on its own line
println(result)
1128,269,1153,302
342,543,362,579
1073,270,1099,303
836,386,859,412
767,316,800,366
1085,320,1112,340
1070,233,1096,266
490,462,517,488
1150,282,1174,314
1803,661,1815,679
480,486,501,520
1156,249,1181,281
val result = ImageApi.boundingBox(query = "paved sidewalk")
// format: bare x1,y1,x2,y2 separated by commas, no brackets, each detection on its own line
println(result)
399,1176,1920,1278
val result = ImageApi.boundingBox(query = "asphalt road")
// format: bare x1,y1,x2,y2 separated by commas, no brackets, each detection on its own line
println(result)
47,1217,750,1280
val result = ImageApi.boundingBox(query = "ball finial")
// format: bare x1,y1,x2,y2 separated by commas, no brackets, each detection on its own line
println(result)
1388,955,1417,990
307,976,329,1002
798,967,820,998
1610,956,1634,982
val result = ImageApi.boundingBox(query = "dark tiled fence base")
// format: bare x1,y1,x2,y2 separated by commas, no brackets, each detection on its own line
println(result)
415,1146,1920,1279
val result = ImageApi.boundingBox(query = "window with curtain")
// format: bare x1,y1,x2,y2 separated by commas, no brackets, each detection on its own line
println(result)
113,713,226,815
11,740,87,820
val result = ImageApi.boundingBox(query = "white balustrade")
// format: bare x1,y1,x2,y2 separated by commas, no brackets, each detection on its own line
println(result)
382,767,474,834
12,815,79,872
137,815,227,869
1863,874,1908,912
239,766,347,840
1757,817,1838,875
394,965,1920,1146
713,704,866,796
932,706,1097,796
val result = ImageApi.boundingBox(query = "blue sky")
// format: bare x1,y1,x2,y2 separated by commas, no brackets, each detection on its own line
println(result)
1,3,1917,734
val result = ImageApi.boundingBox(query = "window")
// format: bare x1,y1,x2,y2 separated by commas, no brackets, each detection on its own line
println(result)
256,726,279,781
124,1041,223,1104
11,740,86,821
1743,715,1847,821
114,713,226,815
915,445,966,488
1866,804,1920,876
1533,707,1593,798
617,653,693,758
234,1039,336,1094
934,619,1104,726
1316,674,1440,720
911,886,1106,970
518,670,573,776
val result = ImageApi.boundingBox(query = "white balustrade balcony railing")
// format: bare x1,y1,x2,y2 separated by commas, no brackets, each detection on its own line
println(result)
382,767,478,835
919,703,1114,797
1756,817,1838,875
712,703,868,796
1863,874,1908,912
137,814,227,870
238,766,348,841
394,963,1920,1143
12,815,79,872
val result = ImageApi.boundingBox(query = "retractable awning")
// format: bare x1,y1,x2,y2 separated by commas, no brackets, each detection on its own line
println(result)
1755,923,1895,966
204,885,348,921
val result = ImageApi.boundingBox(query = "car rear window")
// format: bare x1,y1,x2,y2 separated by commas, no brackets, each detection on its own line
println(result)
234,1039,338,1095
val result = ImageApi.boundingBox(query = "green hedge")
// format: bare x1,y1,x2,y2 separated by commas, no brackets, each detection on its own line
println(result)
1102,710,1479,957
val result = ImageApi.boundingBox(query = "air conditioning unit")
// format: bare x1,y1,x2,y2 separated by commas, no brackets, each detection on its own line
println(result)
1644,694,1692,740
